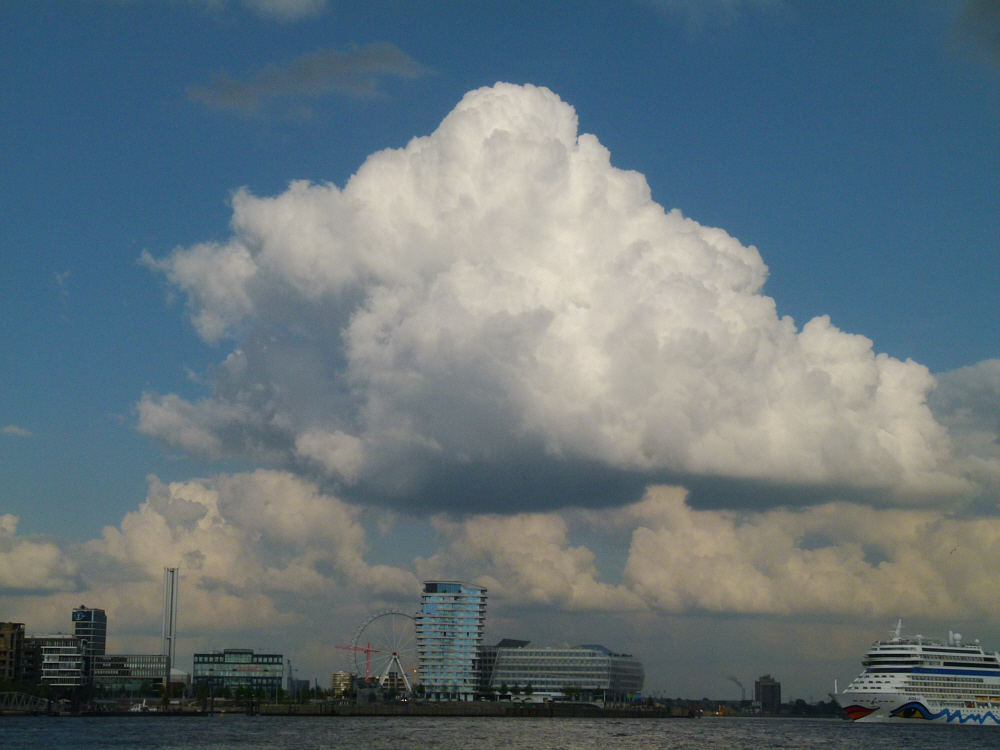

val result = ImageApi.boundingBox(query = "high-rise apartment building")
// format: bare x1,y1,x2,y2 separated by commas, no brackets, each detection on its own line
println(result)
415,581,486,701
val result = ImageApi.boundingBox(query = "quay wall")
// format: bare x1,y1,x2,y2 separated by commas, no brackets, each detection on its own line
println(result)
258,702,689,718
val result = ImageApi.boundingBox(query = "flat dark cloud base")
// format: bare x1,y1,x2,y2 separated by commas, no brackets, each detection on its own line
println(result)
339,453,884,515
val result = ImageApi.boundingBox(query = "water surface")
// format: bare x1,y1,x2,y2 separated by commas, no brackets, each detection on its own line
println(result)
3,715,998,749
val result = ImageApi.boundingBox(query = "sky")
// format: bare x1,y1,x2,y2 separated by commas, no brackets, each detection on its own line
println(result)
2,0,1000,702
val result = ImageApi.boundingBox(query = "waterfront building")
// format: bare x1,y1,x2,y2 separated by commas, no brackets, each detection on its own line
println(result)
331,670,352,696
478,638,529,690
92,654,169,695
192,648,283,697
415,581,487,701
486,641,644,703
21,634,86,687
72,605,107,680
0,622,24,682
755,674,781,714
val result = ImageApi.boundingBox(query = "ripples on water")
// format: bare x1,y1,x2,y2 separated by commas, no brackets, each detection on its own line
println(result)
2,716,998,750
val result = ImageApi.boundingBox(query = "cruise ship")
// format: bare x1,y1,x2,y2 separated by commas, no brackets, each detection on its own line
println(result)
841,620,1000,725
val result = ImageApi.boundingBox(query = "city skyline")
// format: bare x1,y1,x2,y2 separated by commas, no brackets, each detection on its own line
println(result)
2,1,1000,701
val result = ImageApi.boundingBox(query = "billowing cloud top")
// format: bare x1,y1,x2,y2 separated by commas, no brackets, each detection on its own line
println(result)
143,83,973,511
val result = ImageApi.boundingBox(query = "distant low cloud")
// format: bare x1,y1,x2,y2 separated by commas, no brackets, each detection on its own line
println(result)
145,83,994,514
55,268,71,296
188,43,429,115
640,0,783,27
195,0,327,23
241,0,326,22
7,473,1000,662
2,425,33,438
0,472,417,637
612,487,989,618
431,484,1000,620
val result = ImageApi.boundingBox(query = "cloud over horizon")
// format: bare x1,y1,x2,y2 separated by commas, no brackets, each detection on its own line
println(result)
8,473,1000,656
142,83,997,515
195,0,327,23
241,0,326,22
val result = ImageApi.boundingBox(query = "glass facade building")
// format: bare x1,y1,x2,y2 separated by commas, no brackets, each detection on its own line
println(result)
93,654,169,694
192,649,283,697
485,642,644,703
416,581,486,701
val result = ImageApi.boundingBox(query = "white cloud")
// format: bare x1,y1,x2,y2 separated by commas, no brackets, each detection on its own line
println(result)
0,515,78,592
613,486,1000,619
6,471,1000,693
2,425,34,438
142,83,986,511
295,429,366,483
2,471,417,640
407,485,1000,621
375,481,1000,623
241,0,326,22
418,512,644,611
194,0,327,23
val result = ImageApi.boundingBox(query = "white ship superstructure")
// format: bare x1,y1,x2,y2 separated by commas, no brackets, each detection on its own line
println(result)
842,620,1000,725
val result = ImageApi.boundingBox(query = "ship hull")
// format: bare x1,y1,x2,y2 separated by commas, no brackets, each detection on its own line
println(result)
842,693,1000,725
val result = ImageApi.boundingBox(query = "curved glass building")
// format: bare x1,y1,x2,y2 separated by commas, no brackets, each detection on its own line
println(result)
415,581,487,701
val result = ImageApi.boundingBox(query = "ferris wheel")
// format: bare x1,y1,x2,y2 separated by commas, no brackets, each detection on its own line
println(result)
350,609,419,693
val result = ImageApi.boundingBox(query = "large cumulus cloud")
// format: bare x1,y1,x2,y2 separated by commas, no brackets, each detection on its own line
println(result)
141,82,984,511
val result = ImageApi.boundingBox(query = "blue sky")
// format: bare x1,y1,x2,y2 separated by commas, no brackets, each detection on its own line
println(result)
2,0,1000,699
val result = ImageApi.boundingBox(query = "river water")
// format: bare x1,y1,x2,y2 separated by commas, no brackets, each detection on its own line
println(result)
2,715,998,749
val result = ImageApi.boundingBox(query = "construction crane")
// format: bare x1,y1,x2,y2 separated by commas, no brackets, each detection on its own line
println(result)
335,642,380,679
